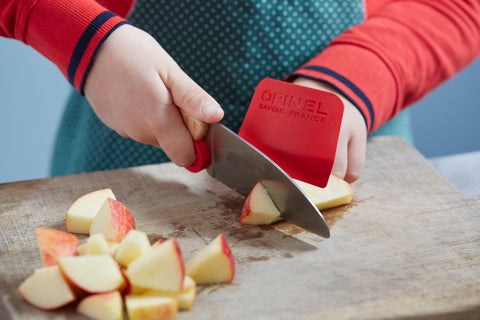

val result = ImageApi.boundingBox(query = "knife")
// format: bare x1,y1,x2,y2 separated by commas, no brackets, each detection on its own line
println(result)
181,111,330,238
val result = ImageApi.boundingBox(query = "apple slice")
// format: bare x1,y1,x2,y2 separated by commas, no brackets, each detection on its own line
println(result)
84,233,111,255
131,276,196,310
35,228,78,266
77,291,123,320
294,175,353,210
77,242,88,256
89,198,135,243
240,182,282,225
66,188,116,234
126,238,184,292
57,254,125,294
18,265,76,310
126,295,177,320
185,234,235,285
77,238,116,256
114,229,151,267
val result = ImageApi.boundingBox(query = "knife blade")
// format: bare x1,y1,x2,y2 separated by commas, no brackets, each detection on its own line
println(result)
186,121,330,238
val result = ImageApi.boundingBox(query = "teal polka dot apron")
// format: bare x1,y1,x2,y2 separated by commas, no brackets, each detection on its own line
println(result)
51,0,411,176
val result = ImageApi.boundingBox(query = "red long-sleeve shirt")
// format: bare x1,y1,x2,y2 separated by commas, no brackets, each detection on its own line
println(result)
1,0,480,133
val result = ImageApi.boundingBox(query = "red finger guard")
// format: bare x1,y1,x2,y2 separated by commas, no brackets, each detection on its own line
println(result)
185,139,211,173
238,78,344,188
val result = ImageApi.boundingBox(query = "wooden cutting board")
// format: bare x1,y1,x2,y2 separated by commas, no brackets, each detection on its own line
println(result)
1,136,479,320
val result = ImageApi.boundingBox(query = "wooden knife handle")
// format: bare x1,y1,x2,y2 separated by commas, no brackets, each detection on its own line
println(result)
180,109,209,141
180,109,211,172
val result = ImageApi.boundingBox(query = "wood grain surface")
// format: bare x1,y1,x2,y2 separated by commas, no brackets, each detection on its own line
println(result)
1,136,479,320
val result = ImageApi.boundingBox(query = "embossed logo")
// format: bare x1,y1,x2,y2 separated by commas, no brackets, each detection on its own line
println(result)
257,89,328,123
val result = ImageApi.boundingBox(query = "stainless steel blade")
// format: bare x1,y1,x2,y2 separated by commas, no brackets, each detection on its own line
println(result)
204,123,330,238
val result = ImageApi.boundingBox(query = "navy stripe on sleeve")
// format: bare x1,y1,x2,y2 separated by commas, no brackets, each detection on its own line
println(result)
67,11,117,86
79,20,130,94
301,65,374,132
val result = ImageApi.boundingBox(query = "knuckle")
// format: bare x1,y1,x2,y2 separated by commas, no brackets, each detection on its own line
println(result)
179,83,204,107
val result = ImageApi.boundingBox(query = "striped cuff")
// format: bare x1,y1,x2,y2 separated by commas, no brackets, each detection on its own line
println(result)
288,66,373,133
68,12,130,94
24,0,130,94
287,37,399,134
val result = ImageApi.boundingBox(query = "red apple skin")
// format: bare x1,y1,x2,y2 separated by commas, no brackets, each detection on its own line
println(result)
152,238,164,247
240,193,252,222
107,198,136,243
219,234,235,283
35,228,78,267
172,238,186,286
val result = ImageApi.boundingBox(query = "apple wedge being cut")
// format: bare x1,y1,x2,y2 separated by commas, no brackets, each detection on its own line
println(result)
114,229,151,267
18,265,76,310
35,227,78,266
77,291,123,320
131,275,196,310
240,175,354,226
240,182,282,225
89,198,135,243
57,254,125,294
186,234,235,285
126,238,184,292
125,296,177,320
294,174,353,210
66,188,116,234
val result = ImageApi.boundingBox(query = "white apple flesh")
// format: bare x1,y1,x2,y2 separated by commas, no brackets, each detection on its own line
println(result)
126,238,185,292
57,254,125,294
18,265,76,310
186,234,235,285
114,229,151,267
89,198,135,243
125,295,178,320
66,188,116,234
131,275,196,310
240,182,282,225
294,175,353,210
77,290,123,320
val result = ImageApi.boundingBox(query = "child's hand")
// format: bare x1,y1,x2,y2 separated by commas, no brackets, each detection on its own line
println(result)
83,24,223,167
292,78,367,183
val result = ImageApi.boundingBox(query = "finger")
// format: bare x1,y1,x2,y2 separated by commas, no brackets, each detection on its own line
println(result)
163,64,224,124
149,104,197,167
331,135,348,180
344,134,366,183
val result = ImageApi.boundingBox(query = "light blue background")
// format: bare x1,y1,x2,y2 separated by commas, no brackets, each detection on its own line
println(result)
1,37,479,183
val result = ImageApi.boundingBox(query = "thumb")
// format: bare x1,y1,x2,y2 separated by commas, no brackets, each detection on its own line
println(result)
164,64,224,124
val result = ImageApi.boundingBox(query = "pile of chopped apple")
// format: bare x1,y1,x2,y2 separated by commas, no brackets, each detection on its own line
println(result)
241,174,353,224
18,189,235,320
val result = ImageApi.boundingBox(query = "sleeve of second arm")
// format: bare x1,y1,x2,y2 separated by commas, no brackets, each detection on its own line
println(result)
288,0,480,133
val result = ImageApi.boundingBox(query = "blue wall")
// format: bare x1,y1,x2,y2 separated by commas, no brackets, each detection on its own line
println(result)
0,38,70,183
410,58,480,157
1,37,479,183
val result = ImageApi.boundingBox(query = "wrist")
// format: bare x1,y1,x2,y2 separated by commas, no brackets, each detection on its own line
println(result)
24,0,129,93
291,77,368,131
